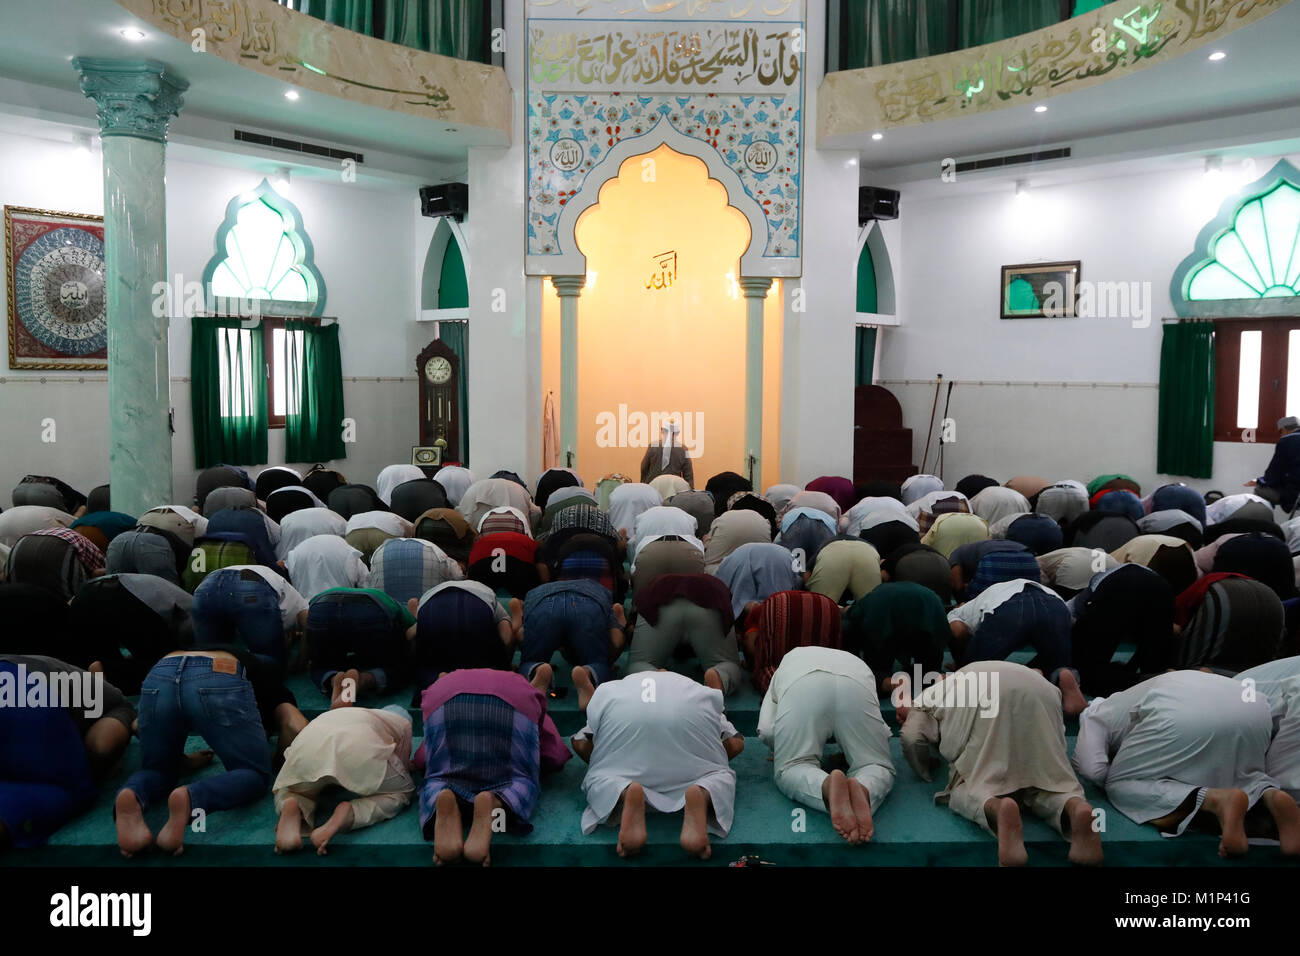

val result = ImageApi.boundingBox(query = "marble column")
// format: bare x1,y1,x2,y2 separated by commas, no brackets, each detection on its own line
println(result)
74,59,188,517
552,275,586,470
740,276,772,487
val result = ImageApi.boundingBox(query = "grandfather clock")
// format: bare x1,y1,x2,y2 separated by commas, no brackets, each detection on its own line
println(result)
416,338,460,462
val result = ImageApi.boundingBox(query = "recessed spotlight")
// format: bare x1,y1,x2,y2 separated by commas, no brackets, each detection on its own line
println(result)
871,132,883,141
273,167,292,191
1208,50,1226,61
284,90,300,101
120,28,147,41
1014,180,1030,199
72,133,94,155
1034,104,1048,113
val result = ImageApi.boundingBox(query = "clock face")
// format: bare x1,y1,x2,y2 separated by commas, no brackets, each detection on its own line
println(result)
424,355,452,385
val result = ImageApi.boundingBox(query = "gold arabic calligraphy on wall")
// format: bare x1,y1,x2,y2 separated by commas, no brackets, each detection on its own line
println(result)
529,23,801,89
528,0,799,18
646,251,678,289
116,0,495,121
820,0,1287,135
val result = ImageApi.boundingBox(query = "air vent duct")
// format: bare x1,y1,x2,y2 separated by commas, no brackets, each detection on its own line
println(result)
233,129,364,165
955,146,1070,174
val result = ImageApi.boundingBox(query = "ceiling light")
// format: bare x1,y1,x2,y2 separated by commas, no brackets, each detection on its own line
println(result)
871,132,883,141
284,89,300,101
1208,50,1226,62
273,167,292,191
72,133,94,155
1034,104,1048,113
1204,155,1223,181
1014,180,1030,199
120,28,147,41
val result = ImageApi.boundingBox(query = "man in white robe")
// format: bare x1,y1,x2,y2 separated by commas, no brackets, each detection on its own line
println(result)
899,660,1102,866
1238,655,1300,802
571,671,742,860
757,646,894,845
1072,669,1300,858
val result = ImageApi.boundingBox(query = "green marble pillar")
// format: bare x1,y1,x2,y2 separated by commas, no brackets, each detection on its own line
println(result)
74,59,187,517
740,276,772,488
552,275,586,470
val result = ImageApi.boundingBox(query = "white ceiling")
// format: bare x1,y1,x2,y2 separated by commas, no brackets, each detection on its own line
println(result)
840,1,1300,189
0,0,498,180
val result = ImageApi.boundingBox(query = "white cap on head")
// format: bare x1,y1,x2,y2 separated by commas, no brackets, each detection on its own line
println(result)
1279,416,1299,431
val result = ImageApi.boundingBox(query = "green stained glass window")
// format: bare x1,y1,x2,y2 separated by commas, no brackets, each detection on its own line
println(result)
1187,181,1300,302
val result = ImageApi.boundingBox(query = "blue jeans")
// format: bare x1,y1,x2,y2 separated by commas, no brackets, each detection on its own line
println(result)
190,569,287,678
119,655,271,814
306,591,411,696
520,590,612,685
965,586,1078,685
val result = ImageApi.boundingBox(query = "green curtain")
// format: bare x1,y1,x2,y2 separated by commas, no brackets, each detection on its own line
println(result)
960,0,1062,48
385,0,489,61
191,316,268,469
855,327,878,388
1072,0,1113,15
439,238,469,309
437,320,470,466
292,0,374,35
842,0,955,68
1157,321,1216,478
856,241,879,313
285,321,347,463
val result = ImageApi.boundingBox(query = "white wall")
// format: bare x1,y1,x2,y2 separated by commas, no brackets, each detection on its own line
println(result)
0,127,421,508
878,151,1300,495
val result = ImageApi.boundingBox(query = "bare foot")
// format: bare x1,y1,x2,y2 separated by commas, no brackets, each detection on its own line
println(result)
617,783,648,859
681,785,712,860
703,668,724,693
613,603,627,629
572,665,596,711
993,797,1028,867
274,797,304,854
1205,788,1250,858
1262,788,1300,856
464,792,500,866
846,778,875,843
1056,669,1087,718
433,789,464,865
530,662,553,693
1066,798,1104,866
114,789,154,859
331,669,360,709
823,770,860,845
311,801,354,856
155,786,190,857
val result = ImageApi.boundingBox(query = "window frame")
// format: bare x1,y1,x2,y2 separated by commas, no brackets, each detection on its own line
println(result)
1213,317,1300,444
211,314,321,429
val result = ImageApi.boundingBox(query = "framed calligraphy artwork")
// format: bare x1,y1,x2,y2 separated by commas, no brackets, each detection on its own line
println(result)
5,205,107,370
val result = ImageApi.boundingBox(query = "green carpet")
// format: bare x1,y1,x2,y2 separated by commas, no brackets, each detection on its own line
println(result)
10,645,1295,867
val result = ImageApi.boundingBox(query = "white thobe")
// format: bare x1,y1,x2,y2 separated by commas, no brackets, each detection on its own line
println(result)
757,646,895,812
276,508,347,561
1073,669,1278,834
1237,656,1300,803
578,671,739,836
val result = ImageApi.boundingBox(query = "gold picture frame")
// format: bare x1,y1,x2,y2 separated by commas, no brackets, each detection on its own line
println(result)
5,204,107,370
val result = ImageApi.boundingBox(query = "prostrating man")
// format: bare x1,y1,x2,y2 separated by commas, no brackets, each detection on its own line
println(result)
757,646,894,845
518,577,625,708
628,573,742,694
898,660,1103,867
272,704,415,855
114,649,273,858
305,587,415,707
0,656,135,850
572,670,743,860
416,668,570,866
1237,655,1300,802
1072,669,1300,857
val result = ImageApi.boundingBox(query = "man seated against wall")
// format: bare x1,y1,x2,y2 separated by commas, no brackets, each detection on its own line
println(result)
1246,415,1300,513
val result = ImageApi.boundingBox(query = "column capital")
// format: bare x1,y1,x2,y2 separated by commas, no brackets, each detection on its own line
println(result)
739,275,773,298
551,274,587,297
74,58,189,144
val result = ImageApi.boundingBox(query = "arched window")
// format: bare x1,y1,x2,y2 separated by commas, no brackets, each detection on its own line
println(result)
203,178,326,316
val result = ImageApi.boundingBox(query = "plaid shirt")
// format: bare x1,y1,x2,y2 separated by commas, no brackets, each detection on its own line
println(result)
367,538,462,604
34,526,104,572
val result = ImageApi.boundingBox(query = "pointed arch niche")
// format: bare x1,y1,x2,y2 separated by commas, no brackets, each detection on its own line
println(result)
541,143,783,486
419,216,469,320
